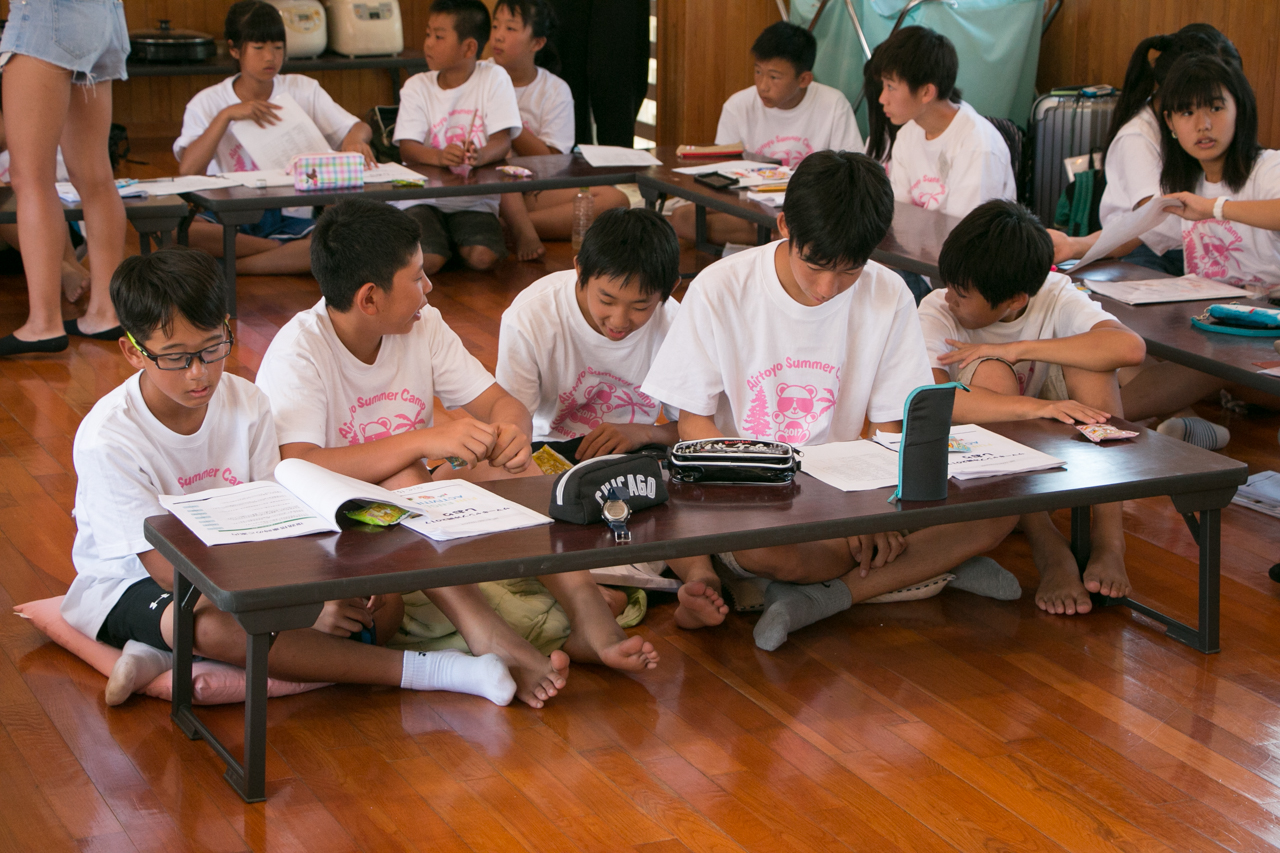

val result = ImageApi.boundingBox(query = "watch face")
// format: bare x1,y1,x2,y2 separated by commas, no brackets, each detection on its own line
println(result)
603,500,629,522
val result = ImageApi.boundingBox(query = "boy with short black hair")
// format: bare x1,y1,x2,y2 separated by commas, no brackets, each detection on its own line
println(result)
871,26,1015,217
257,199,658,705
671,21,863,246
395,0,523,274
645,152,1019,650
497,207,728,628
919,200,1147,614
68,248,517,708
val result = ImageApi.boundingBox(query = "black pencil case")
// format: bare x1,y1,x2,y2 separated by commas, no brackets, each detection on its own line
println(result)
668,438,801,485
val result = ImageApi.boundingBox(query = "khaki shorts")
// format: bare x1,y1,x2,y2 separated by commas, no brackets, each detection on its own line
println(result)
956,357,1067,402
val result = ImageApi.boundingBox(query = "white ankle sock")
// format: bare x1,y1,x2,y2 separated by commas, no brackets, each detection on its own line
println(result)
400,650,516,706
105,640,173,706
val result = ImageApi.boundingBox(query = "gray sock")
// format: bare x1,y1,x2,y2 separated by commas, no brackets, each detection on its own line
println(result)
753,580,853,651
947,557,1021,601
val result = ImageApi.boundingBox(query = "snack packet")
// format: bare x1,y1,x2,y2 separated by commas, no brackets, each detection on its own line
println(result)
532,444,574,476
497,165,533,178
1077,424,1139,443
345,502,410,526
947,435,972,453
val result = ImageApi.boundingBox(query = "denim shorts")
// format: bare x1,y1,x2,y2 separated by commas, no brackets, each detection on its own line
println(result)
0,0,130,84
198,208,316,241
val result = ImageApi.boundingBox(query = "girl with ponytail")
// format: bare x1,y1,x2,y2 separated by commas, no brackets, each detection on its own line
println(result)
1095,24,1240,274
488,0,629,259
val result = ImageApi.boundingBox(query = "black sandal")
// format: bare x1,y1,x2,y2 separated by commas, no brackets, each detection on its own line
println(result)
64,319,124,341
0,334,69,357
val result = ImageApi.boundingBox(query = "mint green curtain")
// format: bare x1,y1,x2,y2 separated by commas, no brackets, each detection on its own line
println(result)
790,0,1044,133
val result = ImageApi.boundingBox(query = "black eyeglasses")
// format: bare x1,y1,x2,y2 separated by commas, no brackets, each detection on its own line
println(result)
127,323,234,371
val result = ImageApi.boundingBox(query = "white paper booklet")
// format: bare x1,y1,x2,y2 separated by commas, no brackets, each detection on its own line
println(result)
396,480,551,542
364,162,427,183
159,458,431,546
1072,195,1181,272
799,440,900,492
230,93,333,171
1085,275,1246,305
222,168,295,188
577,145,662,168
747,190,785,207
872,424,1065,480
1230,470,1280,519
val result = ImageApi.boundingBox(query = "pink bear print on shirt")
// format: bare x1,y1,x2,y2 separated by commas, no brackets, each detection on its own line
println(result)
1184,220,1251,283
770,383,836,444
757,136,814,168
549,370,657,439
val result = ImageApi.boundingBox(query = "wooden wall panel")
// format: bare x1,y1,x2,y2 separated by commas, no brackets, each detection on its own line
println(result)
655,0,781,147
1038,0,1280,148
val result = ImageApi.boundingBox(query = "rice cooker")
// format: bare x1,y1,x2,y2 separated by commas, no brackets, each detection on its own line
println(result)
129,20,218,63
268,0,328,59
323,0,404,57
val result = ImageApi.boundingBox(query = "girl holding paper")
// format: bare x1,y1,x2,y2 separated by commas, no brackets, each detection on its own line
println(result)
174,1,376,275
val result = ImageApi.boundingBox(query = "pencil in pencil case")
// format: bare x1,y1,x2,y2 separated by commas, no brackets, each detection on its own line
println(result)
290,152,365,191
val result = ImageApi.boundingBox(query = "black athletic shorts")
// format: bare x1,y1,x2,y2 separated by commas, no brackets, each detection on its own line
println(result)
96,577,173,651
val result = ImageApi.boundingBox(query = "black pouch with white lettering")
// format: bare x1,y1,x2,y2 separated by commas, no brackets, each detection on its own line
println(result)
548,454,668,524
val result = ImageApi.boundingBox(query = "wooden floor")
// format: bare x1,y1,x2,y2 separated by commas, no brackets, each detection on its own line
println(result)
7,187,1280,852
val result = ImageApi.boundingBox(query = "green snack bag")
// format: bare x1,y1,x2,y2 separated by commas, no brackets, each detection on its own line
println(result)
345,502,410,527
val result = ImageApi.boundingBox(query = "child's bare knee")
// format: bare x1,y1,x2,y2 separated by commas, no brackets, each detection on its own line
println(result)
192,609,247,666
970,358,1020,395
422,253,447,275
460,245,499,270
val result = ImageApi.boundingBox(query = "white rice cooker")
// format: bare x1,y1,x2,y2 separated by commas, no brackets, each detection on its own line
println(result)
323,0,405,57
268,0,328,58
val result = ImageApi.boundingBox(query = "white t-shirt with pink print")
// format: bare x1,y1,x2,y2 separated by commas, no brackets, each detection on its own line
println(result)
496,270,680,443
63,373,280,640
715,82,864,168
1182,149,1280,287
641,241,933,445
889,100,1016,217
393,62,523,215
255,299,497,451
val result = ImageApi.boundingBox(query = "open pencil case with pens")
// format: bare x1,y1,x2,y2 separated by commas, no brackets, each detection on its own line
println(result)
1192,303,1280,336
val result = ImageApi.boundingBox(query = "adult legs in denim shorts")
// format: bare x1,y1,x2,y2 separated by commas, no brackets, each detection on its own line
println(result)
0,0,130,356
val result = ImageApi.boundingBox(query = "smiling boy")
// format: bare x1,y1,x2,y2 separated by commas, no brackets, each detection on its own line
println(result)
645,151,1019,650
497,208,728,628
671,21,863,247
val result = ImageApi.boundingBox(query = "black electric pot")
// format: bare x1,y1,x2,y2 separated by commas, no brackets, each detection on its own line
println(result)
129,20,217,63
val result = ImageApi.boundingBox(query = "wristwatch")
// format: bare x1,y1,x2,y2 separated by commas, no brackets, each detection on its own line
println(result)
602,485,632,543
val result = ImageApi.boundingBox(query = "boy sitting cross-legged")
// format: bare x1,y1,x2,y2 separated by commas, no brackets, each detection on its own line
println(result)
643,151,1020,651
68,248,518,707
256,199,658,706
496,207,728,628
919,200,1147,614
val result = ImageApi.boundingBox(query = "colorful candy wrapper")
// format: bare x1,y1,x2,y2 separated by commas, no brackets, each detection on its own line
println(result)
345,502,410,526
497,164,533,177
445,456,468,469
947,435,972,453
1077,424,1139,443
532,444,574,476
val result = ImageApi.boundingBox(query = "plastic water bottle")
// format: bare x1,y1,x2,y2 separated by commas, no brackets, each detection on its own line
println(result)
571,187,593,253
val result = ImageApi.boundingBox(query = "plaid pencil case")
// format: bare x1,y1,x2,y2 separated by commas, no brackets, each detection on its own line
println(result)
290,152,365,191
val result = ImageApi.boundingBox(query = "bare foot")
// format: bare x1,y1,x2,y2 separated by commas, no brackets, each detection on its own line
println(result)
1034,560,1092,615
674,581,729,629
512,221,545,262
487,640,569,709
598,584,629,617
596,634,660,671
61,260,90,302
1082,546,1131,600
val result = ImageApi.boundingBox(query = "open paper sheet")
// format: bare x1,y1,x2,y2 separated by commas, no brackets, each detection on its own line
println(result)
872,424,1065,480
396,480,552,542
364,162,427,183
1085,275,1246,305
1072,195,1181,272
577,145,662,168
222,169,295,188
58,175,240,203
799,441,900,492
230,93,332,171
158,482,336,546
747,190,785,207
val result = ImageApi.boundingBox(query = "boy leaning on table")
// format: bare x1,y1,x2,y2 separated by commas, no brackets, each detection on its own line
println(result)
67,248,520,707
918,199,1147,615
641,150,1021,652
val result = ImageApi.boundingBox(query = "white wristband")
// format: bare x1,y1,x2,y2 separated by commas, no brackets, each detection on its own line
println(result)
1213,196,1230,220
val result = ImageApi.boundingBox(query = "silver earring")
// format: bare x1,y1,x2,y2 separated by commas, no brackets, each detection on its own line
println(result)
1171,131,1177,139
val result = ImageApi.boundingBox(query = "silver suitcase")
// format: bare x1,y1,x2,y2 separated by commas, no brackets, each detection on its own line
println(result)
1030,88,1119,225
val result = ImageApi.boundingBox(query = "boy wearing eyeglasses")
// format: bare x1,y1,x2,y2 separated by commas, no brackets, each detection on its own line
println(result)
65,247,521,708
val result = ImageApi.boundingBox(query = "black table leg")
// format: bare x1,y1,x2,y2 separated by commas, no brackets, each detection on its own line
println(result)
1069,506,1091,572
170,568,201,740
223,630,271,802
138,232,152,255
